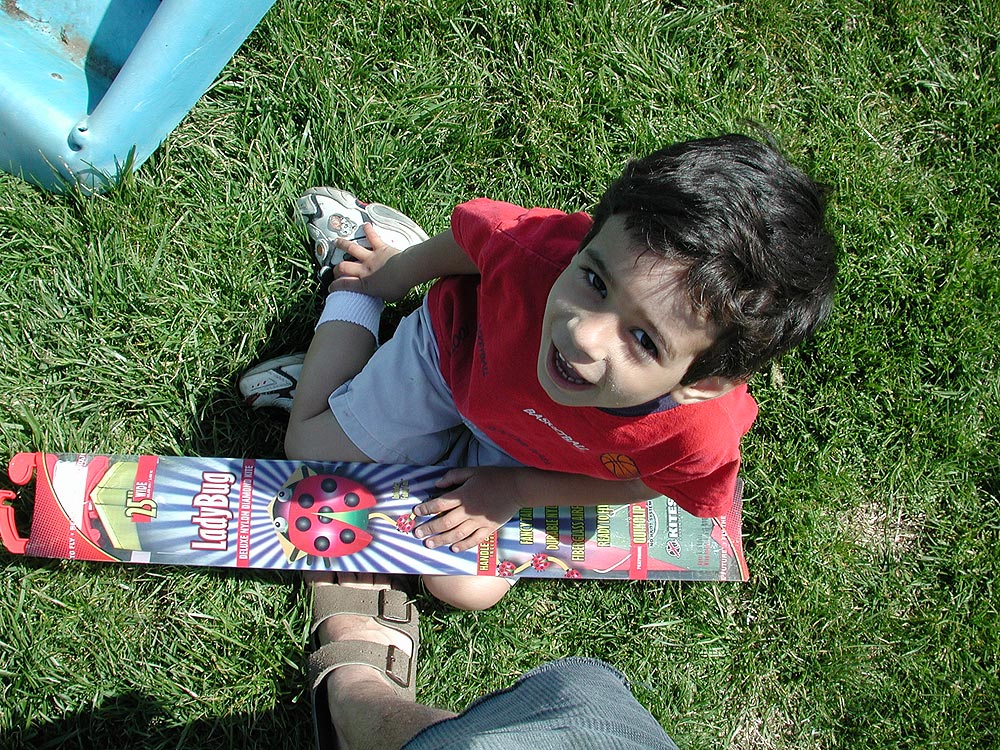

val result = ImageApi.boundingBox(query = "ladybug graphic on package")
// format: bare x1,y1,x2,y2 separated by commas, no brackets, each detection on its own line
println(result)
268,473,376,562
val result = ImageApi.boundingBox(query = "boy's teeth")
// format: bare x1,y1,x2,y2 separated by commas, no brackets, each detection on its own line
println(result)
556,351,586,384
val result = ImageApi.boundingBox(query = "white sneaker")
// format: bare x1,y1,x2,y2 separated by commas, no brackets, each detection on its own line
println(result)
238,353,305,411
295,188,429,282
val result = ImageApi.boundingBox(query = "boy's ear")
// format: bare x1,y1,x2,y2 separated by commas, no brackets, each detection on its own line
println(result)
669,376,738,405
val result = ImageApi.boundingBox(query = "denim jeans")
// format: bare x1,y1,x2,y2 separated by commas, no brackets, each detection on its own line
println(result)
404,657,679,750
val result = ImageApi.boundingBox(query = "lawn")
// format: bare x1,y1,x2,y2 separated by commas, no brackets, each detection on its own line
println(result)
1,0,998,748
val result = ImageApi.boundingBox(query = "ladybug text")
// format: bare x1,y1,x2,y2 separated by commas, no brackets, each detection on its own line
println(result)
190,471,237,551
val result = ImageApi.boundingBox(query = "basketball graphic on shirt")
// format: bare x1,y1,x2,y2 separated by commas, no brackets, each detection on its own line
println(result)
601,453,640,479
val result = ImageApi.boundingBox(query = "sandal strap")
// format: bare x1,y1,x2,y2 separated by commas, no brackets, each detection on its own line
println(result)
309,640,415,697
311,585,416,638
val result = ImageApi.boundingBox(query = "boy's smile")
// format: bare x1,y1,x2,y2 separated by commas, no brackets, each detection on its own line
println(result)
537,214,720,409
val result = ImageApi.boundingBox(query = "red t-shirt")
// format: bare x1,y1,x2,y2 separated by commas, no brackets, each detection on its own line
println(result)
426,199,758,517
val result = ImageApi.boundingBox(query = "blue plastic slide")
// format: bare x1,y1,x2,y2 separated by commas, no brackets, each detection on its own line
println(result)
0,0,275,192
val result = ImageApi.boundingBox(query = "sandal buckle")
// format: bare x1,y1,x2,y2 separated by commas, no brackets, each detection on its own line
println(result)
383,644,412,688
378,589,413,624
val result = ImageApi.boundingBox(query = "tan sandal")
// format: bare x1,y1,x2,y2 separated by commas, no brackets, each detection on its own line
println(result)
308,584,419,749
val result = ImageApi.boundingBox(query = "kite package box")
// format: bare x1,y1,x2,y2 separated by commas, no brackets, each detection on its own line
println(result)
0,452,748,581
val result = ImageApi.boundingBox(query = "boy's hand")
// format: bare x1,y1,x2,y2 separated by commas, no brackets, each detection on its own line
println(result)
328,224,412,301
412,467,521,553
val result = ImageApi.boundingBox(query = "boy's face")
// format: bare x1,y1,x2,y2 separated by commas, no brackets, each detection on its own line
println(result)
537,214,720,409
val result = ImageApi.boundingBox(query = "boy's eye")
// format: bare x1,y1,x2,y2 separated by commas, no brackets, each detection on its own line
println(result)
585,269,607,298
631,329,658,357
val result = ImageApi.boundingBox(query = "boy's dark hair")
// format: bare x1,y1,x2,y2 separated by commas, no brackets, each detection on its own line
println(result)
583,134,838,385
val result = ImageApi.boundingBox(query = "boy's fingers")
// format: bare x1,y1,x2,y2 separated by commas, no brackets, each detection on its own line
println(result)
449,533,485,553
336,259,367,277
328,276,363,294
360,223,386,247
413,496,461,516
413,511,458,539
335,236,370,256
422,520,483,551
435,467,473,488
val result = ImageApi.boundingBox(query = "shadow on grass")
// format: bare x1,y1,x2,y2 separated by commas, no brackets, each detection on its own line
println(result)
6,691,312,750
1,557,313,750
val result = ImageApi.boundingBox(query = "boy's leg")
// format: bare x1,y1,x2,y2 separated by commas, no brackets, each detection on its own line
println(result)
285,313,378,463
287,317,514,609
420,574,514,611
281,187,430,463
267,190,516,610
415,425,530,610
286,311,516,610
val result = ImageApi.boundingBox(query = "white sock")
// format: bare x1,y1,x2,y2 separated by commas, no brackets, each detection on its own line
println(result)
315,291,384,340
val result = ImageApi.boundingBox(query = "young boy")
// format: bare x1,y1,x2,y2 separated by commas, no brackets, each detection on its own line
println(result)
241,134,837,610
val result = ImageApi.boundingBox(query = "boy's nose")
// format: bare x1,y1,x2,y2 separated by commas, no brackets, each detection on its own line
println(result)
567,311,616,361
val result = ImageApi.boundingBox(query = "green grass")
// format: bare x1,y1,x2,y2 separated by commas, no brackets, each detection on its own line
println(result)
1,0,998,747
